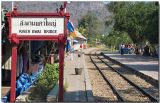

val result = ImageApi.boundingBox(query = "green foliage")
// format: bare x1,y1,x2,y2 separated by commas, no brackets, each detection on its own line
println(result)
107,2,159,44
29,63,59,99
78,11,102,43
76,26,88,37
101,30,133,51
37,63,59,89
143,3,159,44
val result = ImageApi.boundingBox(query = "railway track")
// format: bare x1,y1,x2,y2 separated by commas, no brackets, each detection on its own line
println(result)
89,51,158,102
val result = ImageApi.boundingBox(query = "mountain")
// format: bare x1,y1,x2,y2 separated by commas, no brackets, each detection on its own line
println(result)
2,1,110,28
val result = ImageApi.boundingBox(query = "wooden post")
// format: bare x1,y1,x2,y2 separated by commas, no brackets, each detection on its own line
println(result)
58,43,65,101
10,45,17,101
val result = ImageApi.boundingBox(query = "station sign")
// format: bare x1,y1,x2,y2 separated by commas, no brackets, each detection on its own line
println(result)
11,17,64,36
7,5,70,102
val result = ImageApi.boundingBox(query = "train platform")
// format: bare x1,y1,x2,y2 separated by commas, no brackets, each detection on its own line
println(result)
102,52,159,81
63,51,94,102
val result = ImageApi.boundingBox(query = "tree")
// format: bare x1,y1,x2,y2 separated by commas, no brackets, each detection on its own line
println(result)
76,26,88,37
78,11,101,43
101,29,133,51
143,2,159,44
106,1,159,52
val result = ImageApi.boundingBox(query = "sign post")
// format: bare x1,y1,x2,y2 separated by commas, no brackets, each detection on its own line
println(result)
6,4,70,102
58,38,65,101
10,44,18,102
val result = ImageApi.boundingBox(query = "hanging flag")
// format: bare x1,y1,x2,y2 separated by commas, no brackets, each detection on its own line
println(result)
75,31,87,40
67,21,75,32
67,20,86,40
70,31,77,38
67,20,77,37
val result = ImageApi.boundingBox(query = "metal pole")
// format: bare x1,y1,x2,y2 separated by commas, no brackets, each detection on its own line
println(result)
29,41,31,71
64,1,67,13
12,1,14,11
58,43,65,101
10,45,17,102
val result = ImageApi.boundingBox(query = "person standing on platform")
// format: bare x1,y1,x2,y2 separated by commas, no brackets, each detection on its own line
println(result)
134,44,139,55
121,44,125,55
70,40,73,60
143,44,150,56
66,39,71,56
80,44,83,53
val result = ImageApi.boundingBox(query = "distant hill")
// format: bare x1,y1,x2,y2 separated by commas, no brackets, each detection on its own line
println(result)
2,1,110,28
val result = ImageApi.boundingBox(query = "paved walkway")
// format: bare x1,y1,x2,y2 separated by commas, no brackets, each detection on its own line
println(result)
103,52,159,80
64,51,94,102
64,52,86,102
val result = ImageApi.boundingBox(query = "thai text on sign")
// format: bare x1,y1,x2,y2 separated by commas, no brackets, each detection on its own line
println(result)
11,17,64,35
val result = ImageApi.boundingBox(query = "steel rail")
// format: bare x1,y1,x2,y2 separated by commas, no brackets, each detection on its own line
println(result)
97,53,158,102
101,52,158,87
90,54,125,102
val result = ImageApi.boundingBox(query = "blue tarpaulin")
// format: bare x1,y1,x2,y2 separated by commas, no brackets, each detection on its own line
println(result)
2,63,43,102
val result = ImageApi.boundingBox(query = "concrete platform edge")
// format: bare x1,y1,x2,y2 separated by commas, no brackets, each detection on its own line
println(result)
83,54,95,101
101,52,158,87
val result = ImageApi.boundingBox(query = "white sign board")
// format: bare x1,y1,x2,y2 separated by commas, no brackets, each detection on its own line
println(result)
11,17,64,35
